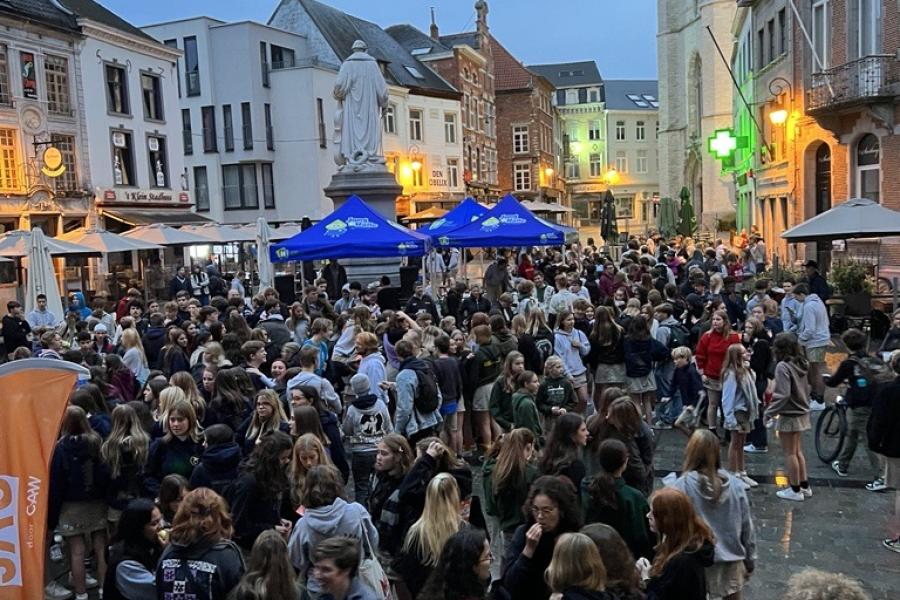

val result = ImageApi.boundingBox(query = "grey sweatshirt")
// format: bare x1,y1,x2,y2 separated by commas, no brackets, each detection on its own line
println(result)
342,394,392,451
671,470,757,566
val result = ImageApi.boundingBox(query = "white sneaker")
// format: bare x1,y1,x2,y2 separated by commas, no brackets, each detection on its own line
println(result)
776,488,805,502
45,581,73,600
68,572,98,589
866,477,888,492
739,472,759,488
743,443,768,454
801,486,812,498
809,400,827,411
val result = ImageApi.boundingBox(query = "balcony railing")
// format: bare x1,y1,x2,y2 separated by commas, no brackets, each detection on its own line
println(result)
807,55,898,113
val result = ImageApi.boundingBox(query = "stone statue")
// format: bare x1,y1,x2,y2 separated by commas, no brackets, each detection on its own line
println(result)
333,40,390,172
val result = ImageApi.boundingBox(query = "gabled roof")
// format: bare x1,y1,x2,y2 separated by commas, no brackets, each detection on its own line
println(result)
291,0,456,95
60,0,157,41
492,36,535,91
438,31,481,51
527,61,602,88
0,0,78,33
603,79,659,110
385,24,450,57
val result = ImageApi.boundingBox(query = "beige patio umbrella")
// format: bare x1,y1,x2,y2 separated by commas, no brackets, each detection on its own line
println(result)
58,228,163,252
119,223,210,246
25,228,65,319
181,223,257,243
0,229,99,257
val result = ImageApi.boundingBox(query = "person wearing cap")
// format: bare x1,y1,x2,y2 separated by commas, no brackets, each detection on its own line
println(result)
804,260,831,301
342,372,391,506
334,282,361,314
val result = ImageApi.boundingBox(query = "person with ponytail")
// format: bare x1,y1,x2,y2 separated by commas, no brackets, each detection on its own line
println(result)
581,439,653,560
639,488,715,600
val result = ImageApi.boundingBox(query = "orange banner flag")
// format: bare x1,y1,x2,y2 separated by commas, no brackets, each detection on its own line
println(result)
0,359,87,599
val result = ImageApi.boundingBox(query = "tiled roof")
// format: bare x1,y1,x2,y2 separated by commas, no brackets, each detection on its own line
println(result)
295,0,456,94
0,0,77,33
60,0,156,41
527,61,602,88
492,36,532,91
603,79,659,110
439,31,481,50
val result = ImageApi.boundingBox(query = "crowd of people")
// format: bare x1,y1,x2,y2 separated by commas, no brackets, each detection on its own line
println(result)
28,233,899,600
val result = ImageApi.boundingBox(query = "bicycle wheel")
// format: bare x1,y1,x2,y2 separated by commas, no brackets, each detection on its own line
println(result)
815,406,847,463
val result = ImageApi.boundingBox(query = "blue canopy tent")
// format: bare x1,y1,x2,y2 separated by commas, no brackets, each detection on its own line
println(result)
436,194,565,248
423,197,486,237
270,195,430,262
537,217,578,244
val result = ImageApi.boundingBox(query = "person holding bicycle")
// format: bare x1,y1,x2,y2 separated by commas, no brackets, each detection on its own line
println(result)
825,328,885,489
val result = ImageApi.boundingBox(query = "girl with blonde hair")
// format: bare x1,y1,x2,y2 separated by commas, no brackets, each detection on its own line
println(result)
154,385,188,436
101,403,151,522
144,398,204,496
239,389,290,453
545,532,608,599
289,433,332,509
169,371,207,425
120,328,149,384
397,472,464,598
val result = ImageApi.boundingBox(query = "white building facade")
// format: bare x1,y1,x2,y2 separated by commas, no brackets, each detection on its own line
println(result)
657,0,737,232
142,17,338,225
77,15,190,229
603,80,660,234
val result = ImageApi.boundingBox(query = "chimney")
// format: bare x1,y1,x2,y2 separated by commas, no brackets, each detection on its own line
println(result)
475,0,488,36
430,6,439,40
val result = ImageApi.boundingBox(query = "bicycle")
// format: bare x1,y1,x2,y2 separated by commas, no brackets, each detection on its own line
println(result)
814,395,848,463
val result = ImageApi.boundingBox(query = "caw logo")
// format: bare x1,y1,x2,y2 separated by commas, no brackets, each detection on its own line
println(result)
0,475,23,586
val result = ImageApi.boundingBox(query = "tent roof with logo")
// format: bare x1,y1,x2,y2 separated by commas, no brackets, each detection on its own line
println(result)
435,194,566,248
270,195,431,262
424,197,487,238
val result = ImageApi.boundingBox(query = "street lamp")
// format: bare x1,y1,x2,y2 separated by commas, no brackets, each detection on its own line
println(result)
768,76,793,126
544,167,554,177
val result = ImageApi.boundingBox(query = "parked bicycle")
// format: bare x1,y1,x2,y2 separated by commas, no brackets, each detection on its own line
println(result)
815,395,848,463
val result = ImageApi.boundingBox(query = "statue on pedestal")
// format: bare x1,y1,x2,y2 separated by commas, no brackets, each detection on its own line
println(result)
333,40,389,172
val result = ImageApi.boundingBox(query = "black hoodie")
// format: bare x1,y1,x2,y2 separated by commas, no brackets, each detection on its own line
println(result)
189,442,242,496
141,326,167,369
645,539,715,600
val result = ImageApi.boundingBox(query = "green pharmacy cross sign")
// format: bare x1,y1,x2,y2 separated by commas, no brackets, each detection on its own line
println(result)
707,128,748,169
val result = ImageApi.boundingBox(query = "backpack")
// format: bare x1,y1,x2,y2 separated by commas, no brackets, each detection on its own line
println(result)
850,355,894,390
413,366,441,413
666,322,691,351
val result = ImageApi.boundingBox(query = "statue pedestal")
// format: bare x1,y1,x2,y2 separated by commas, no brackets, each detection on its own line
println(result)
324,169,407,288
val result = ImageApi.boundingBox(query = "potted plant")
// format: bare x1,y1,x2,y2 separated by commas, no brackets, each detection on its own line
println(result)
830,261,873,315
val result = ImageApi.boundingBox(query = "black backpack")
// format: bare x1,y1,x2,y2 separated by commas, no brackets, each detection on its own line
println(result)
413,365,441,413
666,323,691,351
851,355,894,390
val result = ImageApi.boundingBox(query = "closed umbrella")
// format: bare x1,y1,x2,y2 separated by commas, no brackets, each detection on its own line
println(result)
120,223,210,246
657,197,678,239
58,228,163,252
677,187,697,238
600,190,618,243
256,217,274,293
25,228,65,321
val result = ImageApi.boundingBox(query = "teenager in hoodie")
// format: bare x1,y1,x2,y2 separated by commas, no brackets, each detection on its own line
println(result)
355,331,388,403
554,310,591,413
511,371,543,439
343,373,392,506
189,424,242,496
394,339,444,442
142,399,204,497
765,333,812,502
288,464,378,595
490,313,518,358
640,488,715,600
671,430,756,600
793,283,830,408
536,356,577,421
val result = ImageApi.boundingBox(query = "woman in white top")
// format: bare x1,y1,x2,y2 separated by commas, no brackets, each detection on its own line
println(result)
120,328,150,385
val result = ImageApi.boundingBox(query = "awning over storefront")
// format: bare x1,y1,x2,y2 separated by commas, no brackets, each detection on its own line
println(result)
101,208,213,227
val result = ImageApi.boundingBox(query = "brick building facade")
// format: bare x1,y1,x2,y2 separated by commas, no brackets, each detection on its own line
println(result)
492,39,562,203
